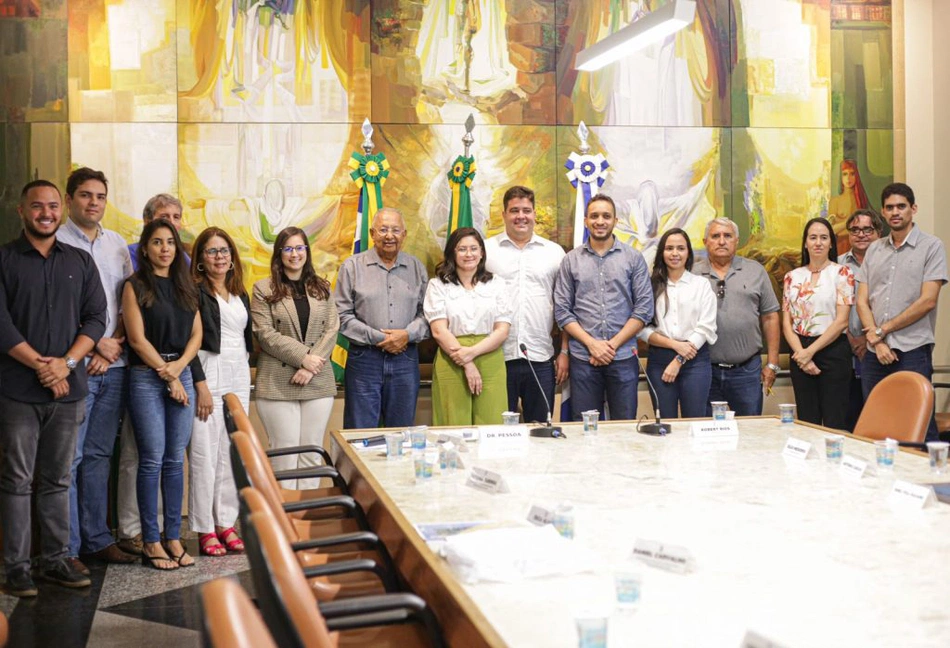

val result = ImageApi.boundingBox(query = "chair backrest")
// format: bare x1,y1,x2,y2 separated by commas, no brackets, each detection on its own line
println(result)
854,371,934,443
245,507,339,648
231,432,303,543
240,486,342,601
200,578,278,648
224,392,254,434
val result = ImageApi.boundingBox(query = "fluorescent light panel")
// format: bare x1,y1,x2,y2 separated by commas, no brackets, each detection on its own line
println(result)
575,0,697,72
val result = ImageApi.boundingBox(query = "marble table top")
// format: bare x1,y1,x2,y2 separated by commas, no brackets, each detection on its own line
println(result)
341,419,950,647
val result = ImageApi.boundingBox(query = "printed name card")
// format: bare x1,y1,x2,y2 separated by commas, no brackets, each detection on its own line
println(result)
840,454,868,480
631,538,694,574
526,504,555,526
689,420,739,438
782,437,815,460
465,466,509,494
478,425,529,458
888,480,937,510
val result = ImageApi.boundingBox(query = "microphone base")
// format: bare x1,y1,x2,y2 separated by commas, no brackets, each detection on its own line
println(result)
638,422,671,436
530,425,566,439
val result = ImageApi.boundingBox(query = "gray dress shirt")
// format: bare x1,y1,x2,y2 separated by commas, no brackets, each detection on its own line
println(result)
334,248,429,346
554,237,654,362
840,250,863,339
855,225,948,352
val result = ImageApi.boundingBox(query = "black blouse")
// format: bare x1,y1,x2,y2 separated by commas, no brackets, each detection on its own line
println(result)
127,276,196,367
290,278,310,341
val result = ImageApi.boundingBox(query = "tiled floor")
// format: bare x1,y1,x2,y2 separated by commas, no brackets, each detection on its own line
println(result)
0,536,251,648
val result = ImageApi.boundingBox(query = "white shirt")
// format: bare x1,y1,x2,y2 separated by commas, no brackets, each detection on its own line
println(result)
423,276,512,336
484,232,565,361
639,270,718,349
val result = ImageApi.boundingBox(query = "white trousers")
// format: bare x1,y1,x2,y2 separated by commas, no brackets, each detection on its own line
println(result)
188,346,250,533
255,397,333,490
117,414,163,537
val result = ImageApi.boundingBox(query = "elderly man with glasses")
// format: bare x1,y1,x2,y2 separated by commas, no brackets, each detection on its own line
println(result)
693,218,781,416
334,208,429,429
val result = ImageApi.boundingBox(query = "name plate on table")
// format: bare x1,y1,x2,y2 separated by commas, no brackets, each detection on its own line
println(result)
526,504,555,526
631,538,694,574
478,425,529,458
782,437,815,460
840,454,868,480
690,420,739,438
466,466,509,494
889,480,937,510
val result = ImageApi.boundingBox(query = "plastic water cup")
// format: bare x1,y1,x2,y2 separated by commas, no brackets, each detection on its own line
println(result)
927,441,949,474
582,410,599,435
423,449,438,478
779,403,796,423
502,411,520,425
725,410,736,420
824,435,844,463
385,432,404,459
711,401,728,420
410,425,428,450
575,615,608,648
412,450,426,479
875,440,896,471
613,568,642,613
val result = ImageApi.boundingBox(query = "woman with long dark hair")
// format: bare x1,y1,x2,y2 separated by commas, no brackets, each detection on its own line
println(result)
639,228,717,418
424,227,511,425
251,227,338,489
782,218,854,429
188,227,252,556
122,219,201,570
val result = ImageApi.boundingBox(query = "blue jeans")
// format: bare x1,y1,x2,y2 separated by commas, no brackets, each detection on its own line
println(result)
569,356,639,421
128,366,195,543
343,344,419,429
861,344,938,441
707,355,763,417
69,367,128,555
505,358,556,424
646,346,711,419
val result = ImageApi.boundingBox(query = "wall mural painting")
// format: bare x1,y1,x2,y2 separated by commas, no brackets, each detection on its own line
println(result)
0,0,898,298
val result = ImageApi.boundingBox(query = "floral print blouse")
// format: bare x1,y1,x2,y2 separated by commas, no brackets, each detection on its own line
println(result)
782,263,855,336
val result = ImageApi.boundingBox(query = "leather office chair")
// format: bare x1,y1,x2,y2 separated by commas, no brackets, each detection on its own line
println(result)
200,578,277,648
854,371,934,443
244,508,444,648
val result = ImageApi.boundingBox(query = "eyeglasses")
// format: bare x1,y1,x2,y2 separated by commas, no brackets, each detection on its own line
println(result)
281,245,307,255
204,247,231,258
716,280,726,299
847,226,876,236
374,227,403,236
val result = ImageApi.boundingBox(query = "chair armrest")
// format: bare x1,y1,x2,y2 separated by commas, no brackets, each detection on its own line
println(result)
291,531,380,551
302,558,397,592
320,594,444,647
273,465,347,490
282,495,356,515
265,443,333,466
319,593,426,617
323,610,411,631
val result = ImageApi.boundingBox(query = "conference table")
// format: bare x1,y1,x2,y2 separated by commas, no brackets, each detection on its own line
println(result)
329,419,950,647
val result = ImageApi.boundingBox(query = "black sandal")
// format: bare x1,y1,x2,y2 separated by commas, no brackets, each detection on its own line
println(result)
141,551,179,571
163,542,195,568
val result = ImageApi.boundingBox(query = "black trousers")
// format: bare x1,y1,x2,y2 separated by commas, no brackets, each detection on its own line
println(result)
789,333,851,430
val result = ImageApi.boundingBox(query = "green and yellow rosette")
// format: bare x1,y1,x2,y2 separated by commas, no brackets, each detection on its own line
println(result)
447,155,476,234
348,151,390,251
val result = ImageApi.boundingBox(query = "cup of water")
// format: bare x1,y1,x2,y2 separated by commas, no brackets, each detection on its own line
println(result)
385,431,404,459
875,440,896,471
824,435,844,463
581,410,599,435
613,567,642,614
927,441,949,474
779,403,796,424
410,425,428,450
710,401,728,420
502,411,520,425
575,614,608,648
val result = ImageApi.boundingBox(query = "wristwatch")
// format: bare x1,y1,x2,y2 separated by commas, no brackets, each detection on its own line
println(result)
766,362,780,373
874,327,884,339
64,356,77,372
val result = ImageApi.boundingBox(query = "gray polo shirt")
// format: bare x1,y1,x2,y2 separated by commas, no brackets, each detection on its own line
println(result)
840,250,863,339
693,255,779,365
334,247,429,347
554,237,654,362
855,225,948,352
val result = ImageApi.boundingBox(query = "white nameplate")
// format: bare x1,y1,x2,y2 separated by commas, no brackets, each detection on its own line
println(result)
840,454,868,480
465,466,509,494
526,504,555,526
782,437,815,460
631,538,694,574
690,420,739,438
888,480,937,510
478,425,529,458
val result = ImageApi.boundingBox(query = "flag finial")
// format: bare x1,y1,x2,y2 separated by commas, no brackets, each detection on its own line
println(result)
361,118,374,155
462,114,475,157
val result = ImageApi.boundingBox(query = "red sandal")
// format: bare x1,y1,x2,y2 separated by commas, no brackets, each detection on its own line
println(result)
199,533,227,557
217,527,244,553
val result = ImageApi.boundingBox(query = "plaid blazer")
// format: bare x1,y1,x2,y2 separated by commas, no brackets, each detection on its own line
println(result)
250,279,339,401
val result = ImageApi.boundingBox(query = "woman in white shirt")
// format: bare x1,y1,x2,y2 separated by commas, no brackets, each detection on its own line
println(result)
782,217,853,429
640,228,717,418
424,228,511,425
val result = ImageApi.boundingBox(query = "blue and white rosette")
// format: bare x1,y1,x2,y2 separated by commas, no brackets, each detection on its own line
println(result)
565,152,610,248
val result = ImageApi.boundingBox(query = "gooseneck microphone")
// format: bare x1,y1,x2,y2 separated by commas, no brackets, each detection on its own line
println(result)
519,343,566,439
637,357,671,436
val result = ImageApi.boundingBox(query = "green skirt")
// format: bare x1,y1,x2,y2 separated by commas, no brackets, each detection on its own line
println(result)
432,334,507,427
